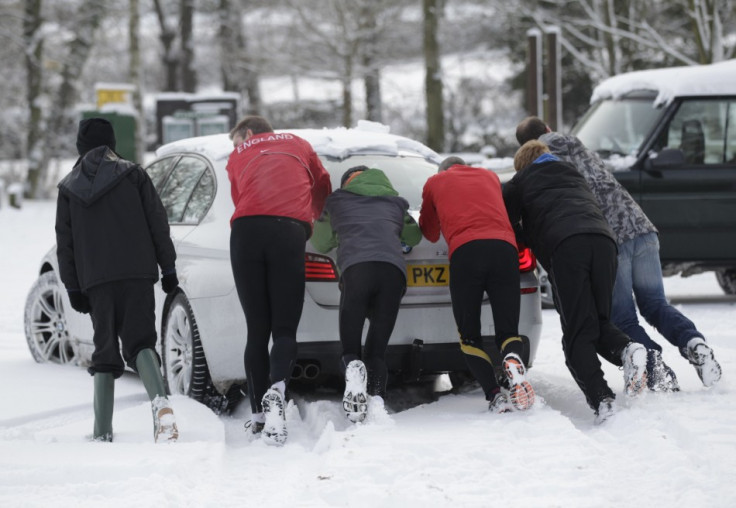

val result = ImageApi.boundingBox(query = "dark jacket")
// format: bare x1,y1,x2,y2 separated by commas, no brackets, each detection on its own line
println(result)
502,154,615,270
311,168,421,278
55,146,176,291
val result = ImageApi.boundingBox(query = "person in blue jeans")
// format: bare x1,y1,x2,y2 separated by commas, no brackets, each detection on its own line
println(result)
516,116,722,390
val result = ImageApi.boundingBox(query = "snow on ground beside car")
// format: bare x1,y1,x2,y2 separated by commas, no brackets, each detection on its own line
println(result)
1,200,735,508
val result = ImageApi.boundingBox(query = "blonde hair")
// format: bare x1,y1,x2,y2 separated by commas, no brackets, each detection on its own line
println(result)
514,140,550,172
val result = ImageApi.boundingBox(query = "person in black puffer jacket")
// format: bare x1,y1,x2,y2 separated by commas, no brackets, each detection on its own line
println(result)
56,117,179,443
504,140,648,424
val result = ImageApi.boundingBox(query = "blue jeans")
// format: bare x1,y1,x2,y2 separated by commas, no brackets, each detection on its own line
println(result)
611,232,702,357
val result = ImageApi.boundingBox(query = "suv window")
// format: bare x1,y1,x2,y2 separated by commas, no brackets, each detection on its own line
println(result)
158,156,215,224
654,99,736,165
572,96,662,158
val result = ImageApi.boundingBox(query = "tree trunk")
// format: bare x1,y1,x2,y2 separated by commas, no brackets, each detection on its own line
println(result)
129,0,144,163
23,0,45,198
152,0,179,91
180,0,197,92
342,53,353,128
218,0,261,114
423,0,444,152
359,2,382,123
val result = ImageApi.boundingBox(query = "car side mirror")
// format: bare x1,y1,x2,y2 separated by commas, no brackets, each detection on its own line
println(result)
645,148,686,171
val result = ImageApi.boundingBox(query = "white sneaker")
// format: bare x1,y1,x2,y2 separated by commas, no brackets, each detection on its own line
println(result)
502,353,535,410
686,338,722,387
621,343,647,397
261,387,287,446
343,360,368,423
152,396,178,443
594,397,616,425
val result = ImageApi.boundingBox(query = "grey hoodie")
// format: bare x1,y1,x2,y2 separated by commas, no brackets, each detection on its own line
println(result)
540,132,657,245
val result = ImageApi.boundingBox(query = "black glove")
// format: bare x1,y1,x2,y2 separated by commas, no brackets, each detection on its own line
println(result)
67,290,91,314
161,271,179,294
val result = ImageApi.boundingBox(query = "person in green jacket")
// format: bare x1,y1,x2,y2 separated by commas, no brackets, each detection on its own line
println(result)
312,166,421,422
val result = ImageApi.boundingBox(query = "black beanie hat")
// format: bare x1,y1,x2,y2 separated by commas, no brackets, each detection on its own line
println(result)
340,165,369,187
76,118,116,156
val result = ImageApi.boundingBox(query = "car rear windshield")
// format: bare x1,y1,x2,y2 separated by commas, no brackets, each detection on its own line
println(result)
323,155,438,209
571,96,664,158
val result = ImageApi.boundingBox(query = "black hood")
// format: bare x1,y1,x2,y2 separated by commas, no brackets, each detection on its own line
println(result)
58,146,136,207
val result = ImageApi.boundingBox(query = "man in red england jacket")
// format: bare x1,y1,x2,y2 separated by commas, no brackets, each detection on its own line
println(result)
227,116,331,445
419,157,535,413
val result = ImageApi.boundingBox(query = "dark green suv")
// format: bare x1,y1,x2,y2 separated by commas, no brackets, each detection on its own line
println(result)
570,60,736,295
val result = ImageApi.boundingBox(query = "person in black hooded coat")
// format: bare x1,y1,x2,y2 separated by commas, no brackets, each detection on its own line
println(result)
55,117,179,443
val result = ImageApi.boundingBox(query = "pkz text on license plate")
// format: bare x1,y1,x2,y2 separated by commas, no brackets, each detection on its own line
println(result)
407,264,449,287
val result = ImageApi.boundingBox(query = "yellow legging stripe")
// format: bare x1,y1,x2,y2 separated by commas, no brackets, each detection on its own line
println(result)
460,341,492,364
500,336,522,352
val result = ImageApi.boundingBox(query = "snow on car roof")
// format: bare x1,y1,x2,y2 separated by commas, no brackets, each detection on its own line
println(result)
590,59,736,106
155,120,442,164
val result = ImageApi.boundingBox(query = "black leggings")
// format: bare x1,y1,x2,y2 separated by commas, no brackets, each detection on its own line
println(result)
339,262,406,397
550,234,630,409
230,216,307,413
450,240,521,399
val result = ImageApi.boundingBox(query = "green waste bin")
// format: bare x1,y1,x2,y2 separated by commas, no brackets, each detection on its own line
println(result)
81,111,138,163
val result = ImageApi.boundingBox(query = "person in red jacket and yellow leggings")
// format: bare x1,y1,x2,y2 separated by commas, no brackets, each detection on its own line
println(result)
419,156,535,413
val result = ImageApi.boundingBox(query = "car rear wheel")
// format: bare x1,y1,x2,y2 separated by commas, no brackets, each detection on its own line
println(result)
715,269,736,295
162,293,211,402
24,271,78,364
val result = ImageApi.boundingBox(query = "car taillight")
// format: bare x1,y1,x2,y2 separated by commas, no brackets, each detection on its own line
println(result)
305,253,338,282
518,247,536,273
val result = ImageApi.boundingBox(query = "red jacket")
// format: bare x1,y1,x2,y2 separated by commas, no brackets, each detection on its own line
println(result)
419,164,517,259
226,132,332,230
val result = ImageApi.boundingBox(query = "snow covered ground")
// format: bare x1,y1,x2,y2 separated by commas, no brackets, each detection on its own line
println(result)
1,200,734,508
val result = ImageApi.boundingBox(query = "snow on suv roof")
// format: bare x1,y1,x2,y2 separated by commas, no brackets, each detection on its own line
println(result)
591,59,736,106
155,120,442,164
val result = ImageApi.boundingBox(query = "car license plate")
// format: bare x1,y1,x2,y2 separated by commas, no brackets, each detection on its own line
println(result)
407,264,449,287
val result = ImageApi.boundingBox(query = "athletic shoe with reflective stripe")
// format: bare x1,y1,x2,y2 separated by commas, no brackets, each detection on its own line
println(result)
261,388,287,446
622,343,647,396
502,353,535,411
343,360,368,423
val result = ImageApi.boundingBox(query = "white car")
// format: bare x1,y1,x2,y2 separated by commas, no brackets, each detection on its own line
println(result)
24,125,543,411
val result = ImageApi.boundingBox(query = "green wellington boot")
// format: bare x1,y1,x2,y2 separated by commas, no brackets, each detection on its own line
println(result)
93,372,115,442
135,348,179,443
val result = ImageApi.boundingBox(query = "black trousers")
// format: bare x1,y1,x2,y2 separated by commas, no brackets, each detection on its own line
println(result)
230,216,307,414
549,234,631,409
339,262,406,397
86,279,158,378
449,240,521,399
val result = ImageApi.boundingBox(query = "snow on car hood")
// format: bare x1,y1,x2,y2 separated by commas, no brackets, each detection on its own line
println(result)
155,120,442,164
590,59,736,106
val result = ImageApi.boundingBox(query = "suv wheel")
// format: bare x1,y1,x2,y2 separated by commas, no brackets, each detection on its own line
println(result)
715,269,736,295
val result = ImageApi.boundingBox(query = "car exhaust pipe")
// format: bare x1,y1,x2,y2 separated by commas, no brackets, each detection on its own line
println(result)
291,363,304,380
303,363,320,380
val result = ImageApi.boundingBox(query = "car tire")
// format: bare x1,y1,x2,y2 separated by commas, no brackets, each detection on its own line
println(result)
23,271,79,365
161,292,212,402
715,269,736,295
